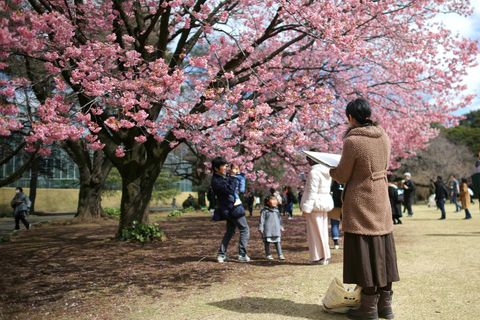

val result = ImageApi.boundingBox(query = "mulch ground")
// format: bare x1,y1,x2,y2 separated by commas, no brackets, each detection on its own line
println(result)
0,213,336,320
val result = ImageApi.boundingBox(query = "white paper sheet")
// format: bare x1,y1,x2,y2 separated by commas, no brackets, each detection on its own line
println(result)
303,151,341,168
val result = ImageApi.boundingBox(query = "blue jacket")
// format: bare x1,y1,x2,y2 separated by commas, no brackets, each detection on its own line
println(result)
235,173,246,194
210,173,244,221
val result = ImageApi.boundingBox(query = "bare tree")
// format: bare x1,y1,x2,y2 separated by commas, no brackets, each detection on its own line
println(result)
397,134,475,200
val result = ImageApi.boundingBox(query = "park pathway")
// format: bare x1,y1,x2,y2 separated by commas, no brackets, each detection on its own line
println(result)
0,213,74,238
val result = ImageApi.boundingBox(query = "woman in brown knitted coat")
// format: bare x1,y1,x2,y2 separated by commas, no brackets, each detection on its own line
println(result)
330,98,399,320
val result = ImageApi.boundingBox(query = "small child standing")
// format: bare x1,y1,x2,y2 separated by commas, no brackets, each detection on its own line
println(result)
259,195,285,260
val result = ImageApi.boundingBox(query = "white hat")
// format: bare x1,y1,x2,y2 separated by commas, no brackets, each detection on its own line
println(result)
404,172,411,177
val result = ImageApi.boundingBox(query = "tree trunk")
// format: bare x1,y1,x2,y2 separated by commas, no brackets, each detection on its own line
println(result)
63,141,112,220
197,190,206,207
28,157,40,215
117,161,162,237
76,181,104,219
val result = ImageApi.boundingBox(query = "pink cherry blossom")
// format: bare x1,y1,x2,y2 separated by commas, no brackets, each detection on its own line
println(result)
0,0,477,189
115,145,126,158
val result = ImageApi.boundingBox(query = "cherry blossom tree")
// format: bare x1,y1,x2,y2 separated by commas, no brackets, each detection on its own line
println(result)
1,0,478,234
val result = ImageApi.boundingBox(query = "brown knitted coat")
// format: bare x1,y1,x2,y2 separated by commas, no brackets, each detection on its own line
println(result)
330,125,393,235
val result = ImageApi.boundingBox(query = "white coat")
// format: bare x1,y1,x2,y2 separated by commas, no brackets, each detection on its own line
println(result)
300,163,334,214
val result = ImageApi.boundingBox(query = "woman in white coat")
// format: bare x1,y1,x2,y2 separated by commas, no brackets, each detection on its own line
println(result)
300,156,334,264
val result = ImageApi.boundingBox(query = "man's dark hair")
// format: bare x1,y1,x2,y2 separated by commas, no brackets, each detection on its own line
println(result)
16,187,23,192
437,176,443,181
211,156,228,171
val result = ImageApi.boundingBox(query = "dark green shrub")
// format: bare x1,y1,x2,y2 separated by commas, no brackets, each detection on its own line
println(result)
104,207,121,218
120,221,166,243
168,210,183,217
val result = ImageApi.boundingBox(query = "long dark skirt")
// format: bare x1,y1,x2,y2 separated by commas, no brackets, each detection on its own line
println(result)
343,232,400,288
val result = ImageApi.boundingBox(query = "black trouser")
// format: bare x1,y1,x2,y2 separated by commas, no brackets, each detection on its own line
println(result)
437,198,446,219
403,195,414,216
14,211,30,230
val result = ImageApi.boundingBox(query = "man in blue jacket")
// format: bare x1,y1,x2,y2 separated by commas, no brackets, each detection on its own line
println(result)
210,157,250,263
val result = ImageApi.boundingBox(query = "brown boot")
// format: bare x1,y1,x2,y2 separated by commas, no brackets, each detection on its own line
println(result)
378,290,394,319
348,293,379,320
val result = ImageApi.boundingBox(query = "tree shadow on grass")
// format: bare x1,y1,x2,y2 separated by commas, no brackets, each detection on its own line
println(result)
0,215,321,318
426,231,480,237
209,297,345,319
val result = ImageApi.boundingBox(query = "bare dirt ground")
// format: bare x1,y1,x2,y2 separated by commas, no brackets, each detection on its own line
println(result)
1,203,479,320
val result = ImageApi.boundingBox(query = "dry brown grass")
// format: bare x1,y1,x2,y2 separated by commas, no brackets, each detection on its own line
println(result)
1,204,479,320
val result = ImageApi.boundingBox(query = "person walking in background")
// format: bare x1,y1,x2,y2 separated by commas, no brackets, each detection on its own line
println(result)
297,187,304,207
402,172,415,216
434,176,449,220
472,151,480,210
388,176,403,225
449,175,461,212
330,98,399,320
210,157,250,263
329,181,343,250
245,188,255,217
259,195,285,261
459,178,472,220
301,154,334,265
284,186,296,220
11,187,30,231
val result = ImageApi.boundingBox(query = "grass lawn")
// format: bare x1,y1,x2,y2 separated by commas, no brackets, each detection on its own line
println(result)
1,203,479,320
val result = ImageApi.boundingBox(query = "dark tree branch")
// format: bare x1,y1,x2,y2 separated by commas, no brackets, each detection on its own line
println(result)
0,152,37,188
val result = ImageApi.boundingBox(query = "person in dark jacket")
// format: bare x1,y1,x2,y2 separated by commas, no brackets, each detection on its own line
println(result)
11,187,30,230
434,176,450,220
449,175,461,212
330,181,343,249
283,186,295,220
402,172,415,216
244,188,255,217
388,176,402,225
210,157,250,263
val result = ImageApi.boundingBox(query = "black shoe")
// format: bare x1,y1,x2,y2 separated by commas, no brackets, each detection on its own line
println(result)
397,220,402,224
438,217,446,220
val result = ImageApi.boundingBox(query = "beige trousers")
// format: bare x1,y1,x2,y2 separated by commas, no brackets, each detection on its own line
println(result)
306,210,331,262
